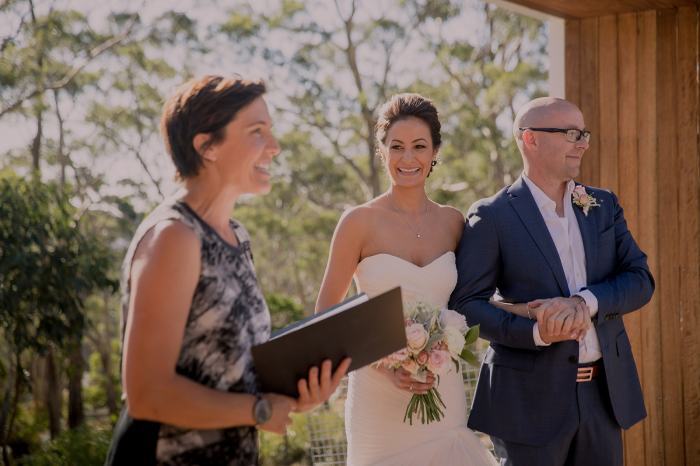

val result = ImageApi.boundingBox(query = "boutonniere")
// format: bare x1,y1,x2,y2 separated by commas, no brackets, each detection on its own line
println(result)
572,185,600,216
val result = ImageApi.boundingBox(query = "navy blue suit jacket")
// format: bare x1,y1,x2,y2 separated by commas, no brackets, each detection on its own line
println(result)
449,176,654,446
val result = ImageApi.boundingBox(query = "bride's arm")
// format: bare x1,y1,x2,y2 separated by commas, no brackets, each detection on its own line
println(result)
315,208,365,312
316,208,436,394
489,300,535,319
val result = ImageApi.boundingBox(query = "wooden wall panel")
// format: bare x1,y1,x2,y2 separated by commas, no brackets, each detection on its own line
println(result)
598,15,619,191
565,20,581,103
677,6,700,465
565,6,700,465
565,6,700,466
617,12,646,465
579,18,601,185
636,11,664,466
656,10,685,465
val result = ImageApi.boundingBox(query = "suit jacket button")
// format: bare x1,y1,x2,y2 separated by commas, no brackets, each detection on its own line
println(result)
568,355,578,364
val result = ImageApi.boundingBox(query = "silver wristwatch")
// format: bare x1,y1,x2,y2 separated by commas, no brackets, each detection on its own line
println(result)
253,394,272,426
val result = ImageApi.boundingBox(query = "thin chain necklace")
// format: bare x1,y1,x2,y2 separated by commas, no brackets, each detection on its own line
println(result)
388,195,430,239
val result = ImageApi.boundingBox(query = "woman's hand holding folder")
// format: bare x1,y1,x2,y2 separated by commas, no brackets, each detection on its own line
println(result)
295,357,352,413
259,357,352,434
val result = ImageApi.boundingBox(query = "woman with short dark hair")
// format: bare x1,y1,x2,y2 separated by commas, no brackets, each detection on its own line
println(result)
105,75,350,466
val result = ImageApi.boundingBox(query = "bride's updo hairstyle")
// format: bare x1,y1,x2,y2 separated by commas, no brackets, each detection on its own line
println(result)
375,93,442,154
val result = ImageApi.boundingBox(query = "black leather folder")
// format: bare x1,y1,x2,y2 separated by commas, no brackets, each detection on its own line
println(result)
251,287,406,397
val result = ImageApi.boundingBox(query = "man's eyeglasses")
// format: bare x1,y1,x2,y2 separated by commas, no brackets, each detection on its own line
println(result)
519,127,591,143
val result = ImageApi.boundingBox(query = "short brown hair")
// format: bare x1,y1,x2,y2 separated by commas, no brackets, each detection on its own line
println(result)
160,75,267,178
375,93,442,149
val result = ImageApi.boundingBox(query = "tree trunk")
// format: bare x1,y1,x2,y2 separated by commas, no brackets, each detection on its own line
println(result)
0,356,16,466
98,342,118,416
29,354,47,440
2,355,23,466
29,0,43,176
45,347,62,439
67,340,85,429
30,104,43,175
100,290,119,416
339,1,381,198
53,90,67,186
87,292,120,417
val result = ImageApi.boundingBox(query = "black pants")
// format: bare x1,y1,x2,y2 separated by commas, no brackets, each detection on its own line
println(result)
104,407,160,466
491,365,623,466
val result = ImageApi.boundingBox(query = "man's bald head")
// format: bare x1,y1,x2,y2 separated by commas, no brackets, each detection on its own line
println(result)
512,97,588,183
512,97,582,142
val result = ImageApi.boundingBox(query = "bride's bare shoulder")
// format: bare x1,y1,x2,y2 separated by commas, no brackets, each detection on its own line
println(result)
434,203,466,241
335,198,389,234
435,203,465,224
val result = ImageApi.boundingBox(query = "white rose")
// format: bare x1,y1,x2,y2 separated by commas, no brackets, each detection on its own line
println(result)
440,308,468,334
443,326,466,357
406,323,429,353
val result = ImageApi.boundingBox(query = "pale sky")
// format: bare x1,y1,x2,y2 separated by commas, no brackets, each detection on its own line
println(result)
0,0,548,206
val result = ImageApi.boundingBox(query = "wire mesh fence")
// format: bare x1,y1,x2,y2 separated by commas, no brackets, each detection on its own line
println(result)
305,358,484,466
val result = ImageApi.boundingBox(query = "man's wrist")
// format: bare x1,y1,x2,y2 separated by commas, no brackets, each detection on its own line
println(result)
574,289,599,316
533,322,551,346
571,295,586,306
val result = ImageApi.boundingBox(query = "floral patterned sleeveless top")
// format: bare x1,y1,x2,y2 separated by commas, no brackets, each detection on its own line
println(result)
119,199,271,465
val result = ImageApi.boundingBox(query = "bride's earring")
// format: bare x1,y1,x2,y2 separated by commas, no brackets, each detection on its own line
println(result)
428,158,439,177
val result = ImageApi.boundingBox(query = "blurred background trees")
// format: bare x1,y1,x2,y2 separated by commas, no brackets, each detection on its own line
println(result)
0,0,546,463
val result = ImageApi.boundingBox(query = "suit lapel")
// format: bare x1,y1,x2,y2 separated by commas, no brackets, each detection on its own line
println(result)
507,177,570,296
572,184,598,281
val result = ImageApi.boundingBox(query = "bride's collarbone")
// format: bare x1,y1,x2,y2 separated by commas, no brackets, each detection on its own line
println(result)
360,213,456,267
358,250,454,269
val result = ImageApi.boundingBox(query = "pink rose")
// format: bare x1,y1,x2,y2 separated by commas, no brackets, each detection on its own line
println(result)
573,186,590,206
416,351,429,366
388,348,410,365
572,185,600,216
402,358,419,375
427,350,452,375
406,323,429,353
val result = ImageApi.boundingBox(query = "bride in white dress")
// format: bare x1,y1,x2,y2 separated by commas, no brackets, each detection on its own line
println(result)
316,93,497,466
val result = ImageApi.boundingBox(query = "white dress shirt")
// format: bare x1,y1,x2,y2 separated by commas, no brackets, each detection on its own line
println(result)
522,174,602,363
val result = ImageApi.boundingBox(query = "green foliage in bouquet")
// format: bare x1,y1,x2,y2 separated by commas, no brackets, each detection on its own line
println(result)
459,325,481,367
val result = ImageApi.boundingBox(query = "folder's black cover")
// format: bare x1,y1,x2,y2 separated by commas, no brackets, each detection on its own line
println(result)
251,287,406,397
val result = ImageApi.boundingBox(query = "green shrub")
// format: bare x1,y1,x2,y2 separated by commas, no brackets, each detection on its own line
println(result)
18,426,111,466
259,413,311,466
266,293,306,331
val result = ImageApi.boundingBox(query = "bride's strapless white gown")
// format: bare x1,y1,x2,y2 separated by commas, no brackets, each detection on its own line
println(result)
346,252,496,466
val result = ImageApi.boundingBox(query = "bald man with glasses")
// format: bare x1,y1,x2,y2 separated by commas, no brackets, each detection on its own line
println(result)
449,97,654,466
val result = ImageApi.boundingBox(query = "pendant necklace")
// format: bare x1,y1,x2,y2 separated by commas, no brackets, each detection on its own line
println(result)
388,195,430,239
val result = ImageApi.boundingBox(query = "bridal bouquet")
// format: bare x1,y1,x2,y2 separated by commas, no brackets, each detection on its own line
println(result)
377,302,480,425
